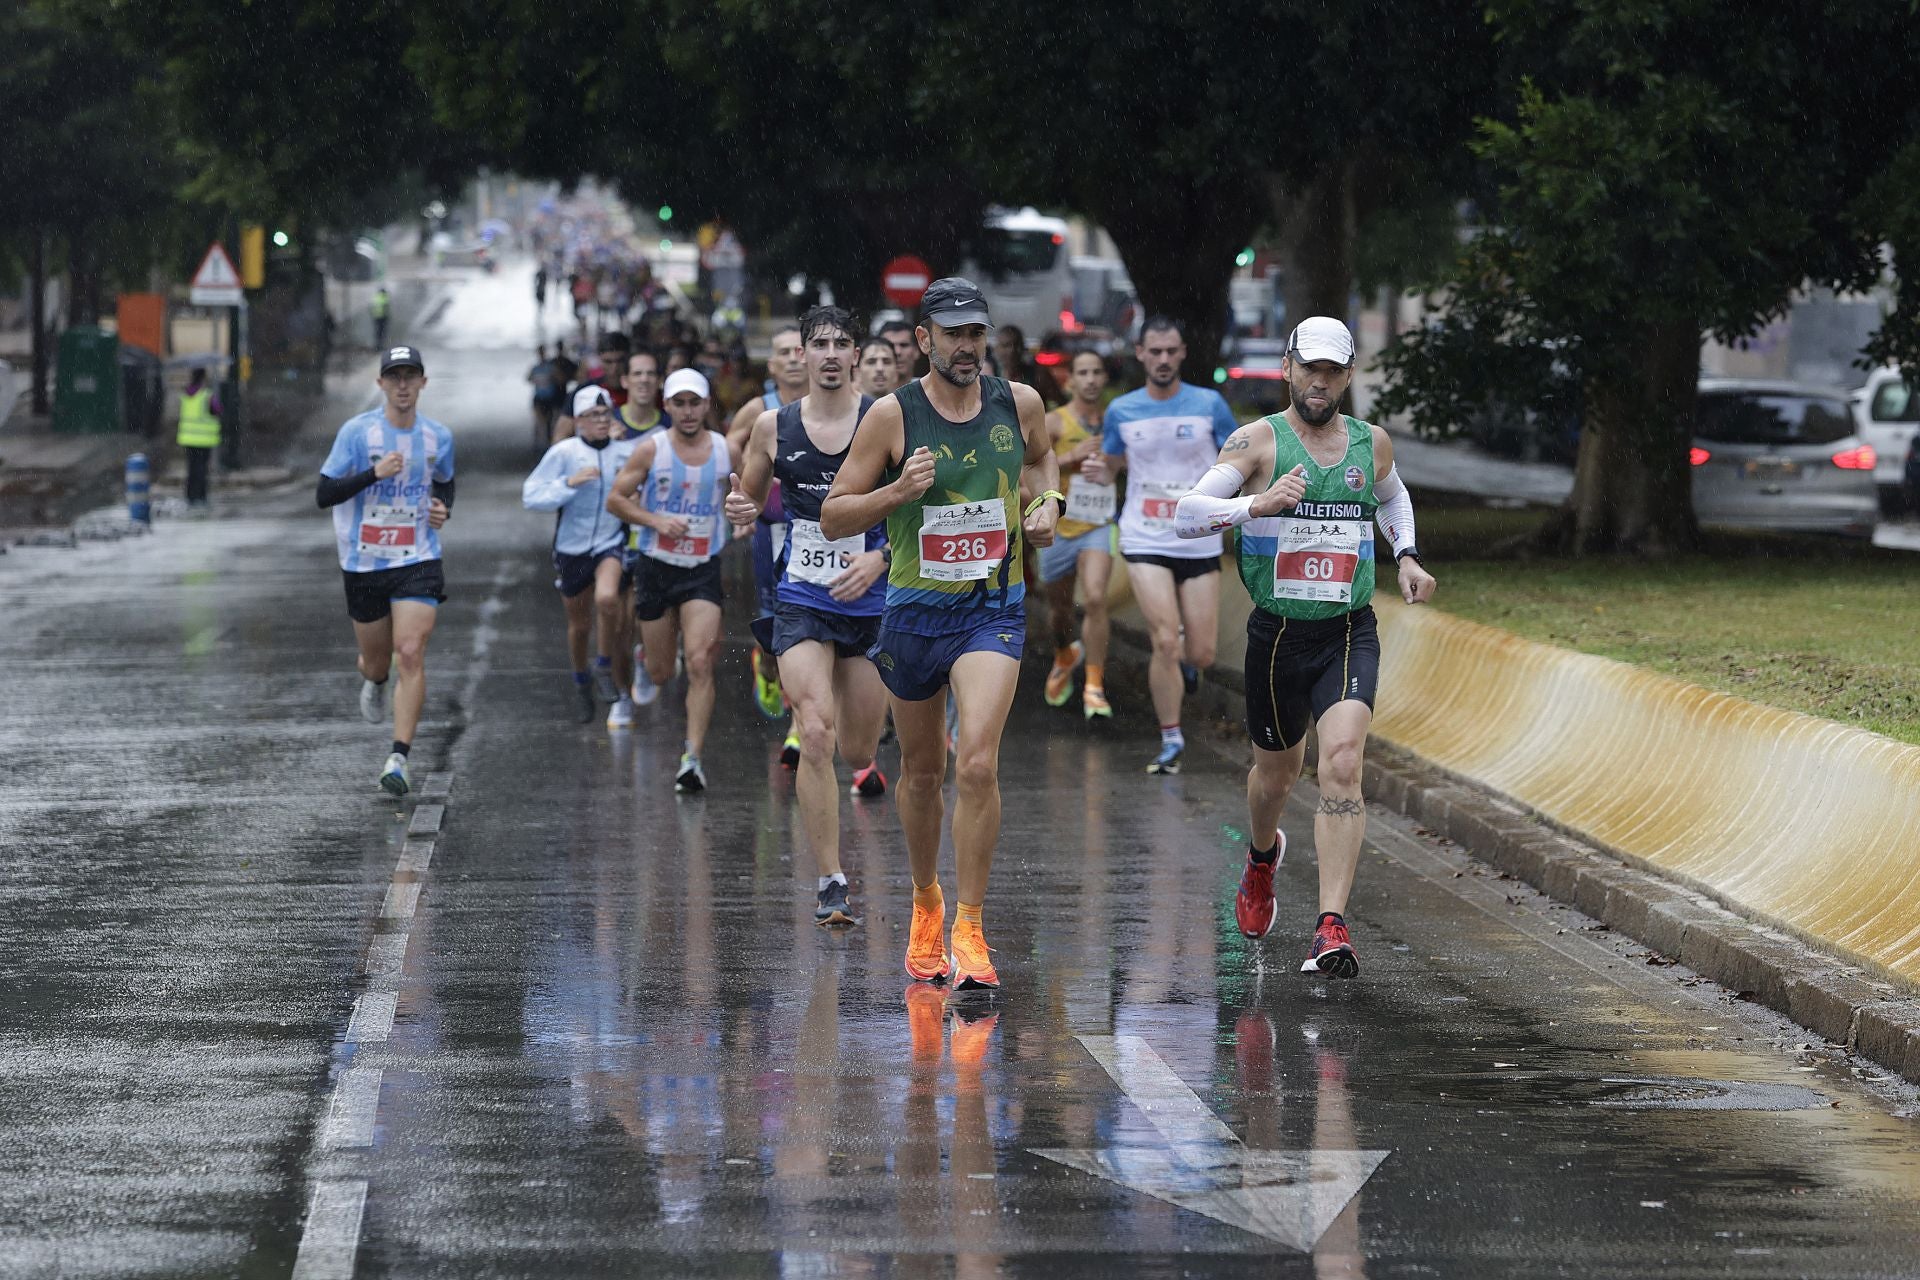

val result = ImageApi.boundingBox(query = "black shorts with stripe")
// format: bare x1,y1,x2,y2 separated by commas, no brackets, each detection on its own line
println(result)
1244,605,1380,752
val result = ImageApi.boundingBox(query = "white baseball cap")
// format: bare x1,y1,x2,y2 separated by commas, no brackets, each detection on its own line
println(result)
1287,317,1356,367
662,369,711,402
571,384,612,416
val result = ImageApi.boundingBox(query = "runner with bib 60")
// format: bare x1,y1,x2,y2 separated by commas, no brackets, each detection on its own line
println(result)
1173,317,1436,979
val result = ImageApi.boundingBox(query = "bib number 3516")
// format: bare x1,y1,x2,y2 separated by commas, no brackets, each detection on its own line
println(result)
919,500,1008,582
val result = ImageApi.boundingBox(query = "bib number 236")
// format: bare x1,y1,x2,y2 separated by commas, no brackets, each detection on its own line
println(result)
919,501,1008,582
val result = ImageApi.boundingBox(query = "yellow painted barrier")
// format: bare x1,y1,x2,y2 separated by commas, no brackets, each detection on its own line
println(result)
1373,601,1920,984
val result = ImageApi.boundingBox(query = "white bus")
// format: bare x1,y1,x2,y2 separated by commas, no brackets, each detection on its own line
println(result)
960,207,1075,342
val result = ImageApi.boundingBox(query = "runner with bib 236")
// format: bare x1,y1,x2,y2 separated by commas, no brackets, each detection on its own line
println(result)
1173,317,1435,979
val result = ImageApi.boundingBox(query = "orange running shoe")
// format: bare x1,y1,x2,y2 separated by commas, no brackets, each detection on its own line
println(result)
1043,640,1082,707
949,916,1000,992
905,897,952,983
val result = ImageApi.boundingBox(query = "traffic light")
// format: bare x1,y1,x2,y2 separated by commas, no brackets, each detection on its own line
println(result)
657,204,674,223
1235,247,1255,268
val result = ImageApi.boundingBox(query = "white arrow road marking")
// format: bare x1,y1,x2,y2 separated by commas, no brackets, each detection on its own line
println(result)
1030,1034,1390,1252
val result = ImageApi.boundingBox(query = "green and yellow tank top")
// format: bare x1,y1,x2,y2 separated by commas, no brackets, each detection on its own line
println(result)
884,376,1025,616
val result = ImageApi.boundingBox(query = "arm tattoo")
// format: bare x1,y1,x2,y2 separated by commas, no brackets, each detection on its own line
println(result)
1223,434,1252,452
1317,796,1365,817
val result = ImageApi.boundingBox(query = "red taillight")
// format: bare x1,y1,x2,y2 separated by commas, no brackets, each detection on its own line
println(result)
1058,309,1079,332
1227,367,1286,380
1689,447,1711,467
1831,445,1876,470
1050,233,1064,245
1034,350,1064,367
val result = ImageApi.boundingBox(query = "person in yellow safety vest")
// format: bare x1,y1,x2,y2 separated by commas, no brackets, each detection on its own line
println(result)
177,367,223,511
371,287,392,349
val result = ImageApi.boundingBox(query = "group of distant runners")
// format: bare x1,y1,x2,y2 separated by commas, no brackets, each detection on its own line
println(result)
315,283,1435,990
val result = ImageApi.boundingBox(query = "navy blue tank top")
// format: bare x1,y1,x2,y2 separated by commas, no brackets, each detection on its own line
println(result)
774,396,887,616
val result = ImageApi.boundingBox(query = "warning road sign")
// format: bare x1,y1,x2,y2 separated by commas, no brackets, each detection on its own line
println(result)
190,243,244,306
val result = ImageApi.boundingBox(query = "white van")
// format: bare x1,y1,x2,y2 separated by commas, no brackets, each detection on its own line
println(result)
1849,366,1919,512
960,207,1074,342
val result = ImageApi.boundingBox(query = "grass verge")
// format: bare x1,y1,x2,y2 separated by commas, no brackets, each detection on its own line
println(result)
1414,498,1920,746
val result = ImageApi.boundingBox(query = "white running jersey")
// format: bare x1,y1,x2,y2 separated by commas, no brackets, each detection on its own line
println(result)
1102,383,1238,559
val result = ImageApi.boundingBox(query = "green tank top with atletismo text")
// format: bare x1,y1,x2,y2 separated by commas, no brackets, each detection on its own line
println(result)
1236,414,1377,621
883,376,1026,615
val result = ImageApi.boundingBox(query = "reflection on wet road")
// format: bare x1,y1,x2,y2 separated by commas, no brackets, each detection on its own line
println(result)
3,266,1918,1278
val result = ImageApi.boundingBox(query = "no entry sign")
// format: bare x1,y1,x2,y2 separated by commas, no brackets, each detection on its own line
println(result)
882,256,932,308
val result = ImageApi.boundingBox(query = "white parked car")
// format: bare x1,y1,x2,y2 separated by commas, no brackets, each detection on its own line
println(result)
1848,366,1918,514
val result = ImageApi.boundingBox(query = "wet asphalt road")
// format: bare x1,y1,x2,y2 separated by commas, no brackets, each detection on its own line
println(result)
4,268,1920,1279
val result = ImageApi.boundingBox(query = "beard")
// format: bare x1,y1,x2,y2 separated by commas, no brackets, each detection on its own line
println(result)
1293,393,1338,427
929,347,980,388
1147,366,1178,387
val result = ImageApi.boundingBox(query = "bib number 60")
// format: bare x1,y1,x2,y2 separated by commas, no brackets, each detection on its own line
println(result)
1300,556,1338,580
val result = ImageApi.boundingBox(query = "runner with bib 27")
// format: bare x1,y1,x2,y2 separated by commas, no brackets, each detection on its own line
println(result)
1173,317,1435,979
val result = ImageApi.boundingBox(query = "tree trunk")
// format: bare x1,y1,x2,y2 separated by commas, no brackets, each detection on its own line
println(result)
1547,320,1702,555
1095,179,1257,381
1271,160,1356,331
29,229,50,415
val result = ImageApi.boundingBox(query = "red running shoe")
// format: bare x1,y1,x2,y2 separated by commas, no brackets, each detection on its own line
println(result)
1234,830,1284,939
1300,912,1359,979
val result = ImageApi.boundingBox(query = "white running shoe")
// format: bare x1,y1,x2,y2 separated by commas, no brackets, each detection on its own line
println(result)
631,662,659,707
359,678,387,725
675,753,707,793
378,752,409,796
607,696,635,729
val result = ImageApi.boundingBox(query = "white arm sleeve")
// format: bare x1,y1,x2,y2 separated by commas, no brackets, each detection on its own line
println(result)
1374,466,1417,557
1173,463,1258,538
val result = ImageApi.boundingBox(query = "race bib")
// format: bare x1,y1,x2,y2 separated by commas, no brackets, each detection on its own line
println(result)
357,505,420,561
787,518,862,586
1136,480,1186,529
1272,518,1367,604
1064,479,1117,526
656,514,716,565
918,500,1008,582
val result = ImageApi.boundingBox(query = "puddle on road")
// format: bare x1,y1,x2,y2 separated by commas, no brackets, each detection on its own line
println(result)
1397,1071,1828,1111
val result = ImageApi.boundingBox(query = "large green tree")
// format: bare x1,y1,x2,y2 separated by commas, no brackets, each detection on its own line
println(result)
1380,0,1920,555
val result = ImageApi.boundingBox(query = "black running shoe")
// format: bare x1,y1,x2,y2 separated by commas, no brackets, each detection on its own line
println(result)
1181,662,1200,695
815,879,856,927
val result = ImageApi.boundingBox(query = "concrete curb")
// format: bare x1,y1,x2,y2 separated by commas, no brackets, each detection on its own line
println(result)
1097,612,1920,1087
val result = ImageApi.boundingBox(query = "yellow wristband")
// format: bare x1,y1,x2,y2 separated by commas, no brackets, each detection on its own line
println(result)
1024,490,1065,518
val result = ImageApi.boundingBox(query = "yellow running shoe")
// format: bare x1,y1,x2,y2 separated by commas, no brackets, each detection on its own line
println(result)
751,647,784,720
905,897,952,983
1083,685,1112,721
949,916,999,991
1043,641,1083,707
780,727,801,770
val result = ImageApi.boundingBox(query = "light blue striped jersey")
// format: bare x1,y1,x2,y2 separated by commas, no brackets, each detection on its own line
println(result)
631,430,732,566
321,410,456,573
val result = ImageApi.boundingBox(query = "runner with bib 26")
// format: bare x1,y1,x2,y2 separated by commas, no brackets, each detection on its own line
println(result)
1173,317,1436,980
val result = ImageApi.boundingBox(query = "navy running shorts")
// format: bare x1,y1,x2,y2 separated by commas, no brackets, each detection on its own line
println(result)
773,600,882,660
553,547,627,599
871,605,1026,702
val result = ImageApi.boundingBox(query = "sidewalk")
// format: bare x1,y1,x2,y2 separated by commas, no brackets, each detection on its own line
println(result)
1,269,447,538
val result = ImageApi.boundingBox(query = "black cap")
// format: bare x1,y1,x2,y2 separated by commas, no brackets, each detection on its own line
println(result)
379,344,424,375
919,277,992,330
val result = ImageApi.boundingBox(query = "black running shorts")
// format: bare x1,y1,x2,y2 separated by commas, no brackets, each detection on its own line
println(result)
632,555,724,622
1244,605,1380,752
343,560,446,624
1122,552,1221,585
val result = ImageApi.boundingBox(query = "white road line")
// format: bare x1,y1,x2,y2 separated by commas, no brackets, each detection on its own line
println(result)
320,1067,384,1149
290,1179,369,1280
1079,1035,1240,1149
380,883,421,920
344,991,397,1044
406,804,444,836
364,932,409,976
395,839,434,875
